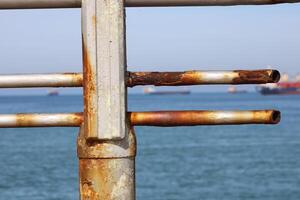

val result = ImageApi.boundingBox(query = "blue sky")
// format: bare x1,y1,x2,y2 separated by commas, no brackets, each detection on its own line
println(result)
0,4,299,94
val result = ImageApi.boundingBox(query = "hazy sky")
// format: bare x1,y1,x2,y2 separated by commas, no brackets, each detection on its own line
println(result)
0,4,299,94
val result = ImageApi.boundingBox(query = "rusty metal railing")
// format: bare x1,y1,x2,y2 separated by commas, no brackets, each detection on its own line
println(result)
0,0,296,199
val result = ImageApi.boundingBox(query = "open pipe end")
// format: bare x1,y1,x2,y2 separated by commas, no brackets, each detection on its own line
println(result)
270,110,281,124
269,70,281,83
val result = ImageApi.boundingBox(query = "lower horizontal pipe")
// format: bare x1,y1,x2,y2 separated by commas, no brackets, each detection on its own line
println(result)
0,113,83,127
129,110,280,126
0,110,280,128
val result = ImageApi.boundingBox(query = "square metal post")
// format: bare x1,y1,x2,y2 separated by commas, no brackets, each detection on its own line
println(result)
82,0,127,140
79,0,136,199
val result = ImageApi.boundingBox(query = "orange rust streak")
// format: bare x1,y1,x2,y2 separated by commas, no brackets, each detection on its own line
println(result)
82,36,97,138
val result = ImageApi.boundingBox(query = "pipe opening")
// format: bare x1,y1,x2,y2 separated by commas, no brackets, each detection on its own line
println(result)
271,110,281,124
270,70,281,83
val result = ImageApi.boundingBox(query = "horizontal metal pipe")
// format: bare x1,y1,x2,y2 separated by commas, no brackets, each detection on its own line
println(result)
0,69,279,88
0,0,299,9
129,110,281,126
0,73,82,88
0,0,81,9
127,69,280,87
0,110,280,127
0,113,83,127
126,0,300,7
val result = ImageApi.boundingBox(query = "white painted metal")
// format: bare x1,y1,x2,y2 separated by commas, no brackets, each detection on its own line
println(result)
82,0,127,140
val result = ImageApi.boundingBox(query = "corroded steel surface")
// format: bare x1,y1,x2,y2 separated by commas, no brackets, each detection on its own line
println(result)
0,113,83,127
0,0,299,9
0,73,82,88
127,70,280,87
233,70,280,84
78,125,136,200
79,158,135,200
130,110,281,126
77,125,136,159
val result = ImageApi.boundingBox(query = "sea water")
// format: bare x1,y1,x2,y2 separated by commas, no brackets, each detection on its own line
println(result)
0,93,299,200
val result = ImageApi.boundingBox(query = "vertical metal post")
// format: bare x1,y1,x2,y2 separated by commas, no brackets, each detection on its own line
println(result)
77,125,136,200
82,0,127,140
79,0,135,199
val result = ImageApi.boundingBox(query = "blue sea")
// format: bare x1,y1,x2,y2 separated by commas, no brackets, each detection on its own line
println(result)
0,93,299,200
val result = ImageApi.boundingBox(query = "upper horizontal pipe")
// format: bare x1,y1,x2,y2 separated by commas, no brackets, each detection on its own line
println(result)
0,110,280,128
0,73,82,88
0,69,279,88
127,69,280,87
126,0,300,7
0,0,299,9
0,0,81,9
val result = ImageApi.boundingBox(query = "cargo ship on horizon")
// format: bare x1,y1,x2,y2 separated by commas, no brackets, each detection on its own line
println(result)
256,74,300,95
143,87,191,95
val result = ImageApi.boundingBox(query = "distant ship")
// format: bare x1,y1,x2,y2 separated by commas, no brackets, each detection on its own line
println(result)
47,89,59,96
143,87,191,95
256,73,300,95
227,86,248,94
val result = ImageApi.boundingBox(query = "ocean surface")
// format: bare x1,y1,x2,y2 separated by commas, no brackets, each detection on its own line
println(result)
0,93,299,200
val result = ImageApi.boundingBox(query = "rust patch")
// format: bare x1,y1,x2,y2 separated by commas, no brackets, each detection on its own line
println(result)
70,112,84,126
79,158,134,200
92,15,96,27
80,160,102,200
82,36,97,138
233,70,280,84
81,182,101,200
15,113,35,127
63,73,83,86
77,124,136,159
127,71,198,87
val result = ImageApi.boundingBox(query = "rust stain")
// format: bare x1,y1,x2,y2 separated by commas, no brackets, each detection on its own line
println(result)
80,160,102,200
77,124,136,159
63,73,83,86
127,71,196,87
70,112,84,125
79,159,131,200
92,15,96,27
15,113,35,127
233,70,280,84
82,36,97,138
